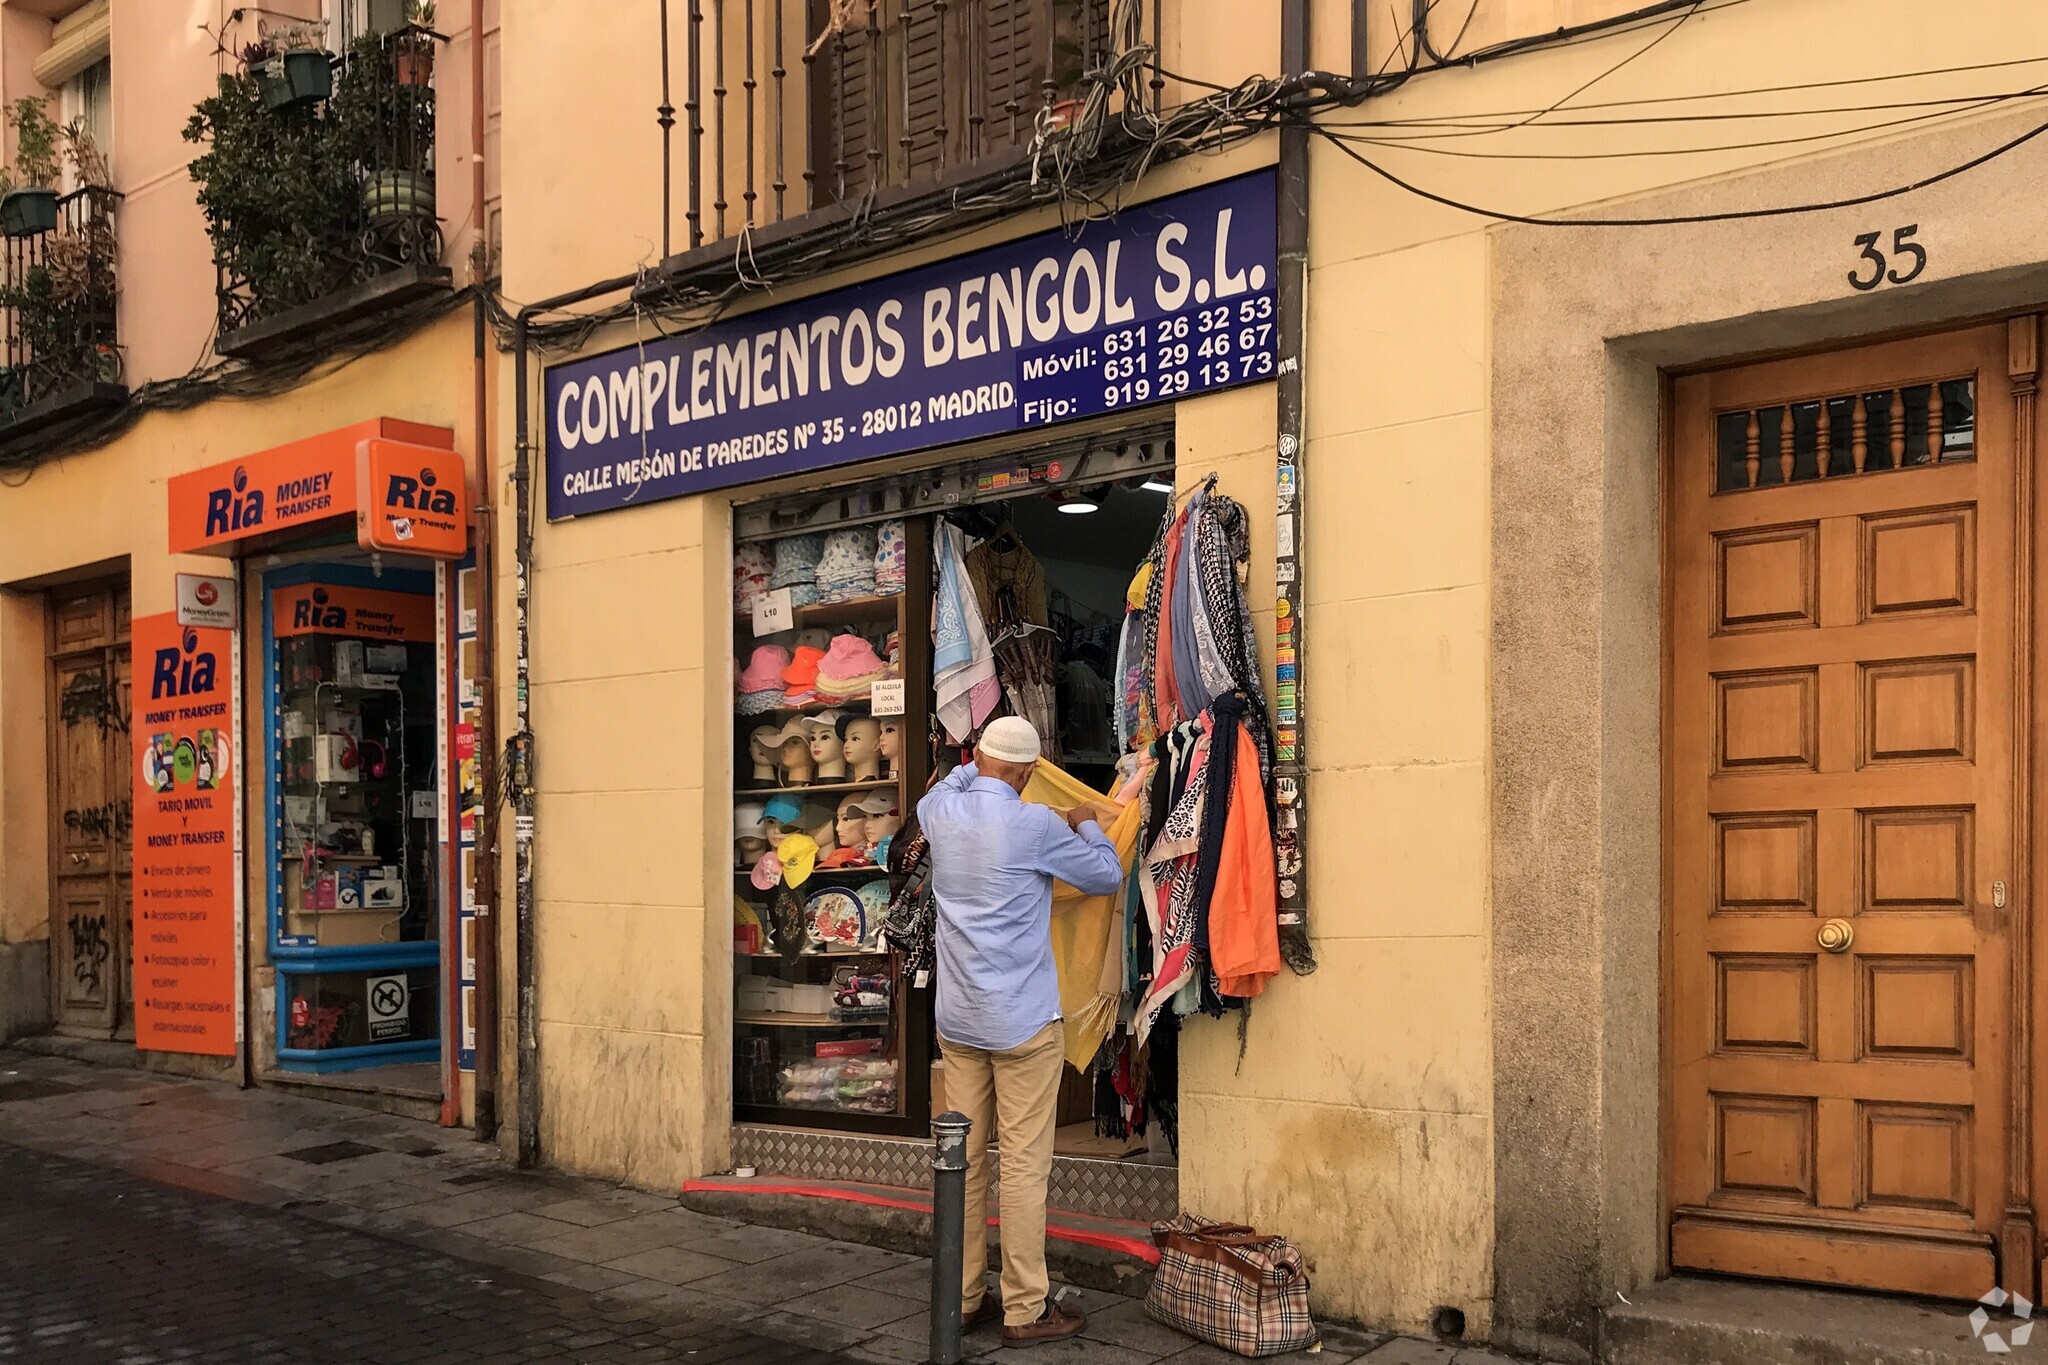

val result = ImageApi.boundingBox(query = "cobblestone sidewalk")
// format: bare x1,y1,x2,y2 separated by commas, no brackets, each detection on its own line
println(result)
0,1049,1520,1364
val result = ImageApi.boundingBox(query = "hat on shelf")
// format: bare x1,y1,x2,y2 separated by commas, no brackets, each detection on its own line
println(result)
749,849,784,891
801,708,848,736
815,634,888,698
737,644,792,713
777,832,819,887
733,801,768,833
816,526,879,603
883,630,901,678
769,534,826,589
852,788,900,816
799,801,838,844
874,520,907,594
762,793,804,827
977,715,1042,764
782,644,827,704
734,542,773,614
819,846,869,868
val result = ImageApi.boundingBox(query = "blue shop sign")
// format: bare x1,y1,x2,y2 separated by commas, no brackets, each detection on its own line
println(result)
543,168,1278,519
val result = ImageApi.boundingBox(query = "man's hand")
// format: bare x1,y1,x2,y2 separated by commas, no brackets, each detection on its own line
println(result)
1065,801,1118,832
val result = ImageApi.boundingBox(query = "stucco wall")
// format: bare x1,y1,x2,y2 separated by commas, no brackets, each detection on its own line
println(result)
0,317,472,1070
1489,99,2048,1358
486,0,2048,1347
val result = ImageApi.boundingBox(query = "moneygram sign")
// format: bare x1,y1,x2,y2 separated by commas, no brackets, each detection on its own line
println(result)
543,168,1278,519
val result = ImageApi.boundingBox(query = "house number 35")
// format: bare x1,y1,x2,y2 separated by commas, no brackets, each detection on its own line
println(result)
1849,225,1927,291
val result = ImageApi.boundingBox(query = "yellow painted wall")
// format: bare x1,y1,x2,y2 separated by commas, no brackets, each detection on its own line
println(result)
0,318,474,1068
489,0,2048,1343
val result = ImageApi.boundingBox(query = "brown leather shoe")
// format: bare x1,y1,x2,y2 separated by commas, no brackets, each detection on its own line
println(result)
964,1297,1002,1333
1002,1302,1087,1345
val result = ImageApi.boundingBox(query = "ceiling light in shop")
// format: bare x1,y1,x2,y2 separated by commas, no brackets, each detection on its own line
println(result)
1056,496,1100,514
1140,478,1174,494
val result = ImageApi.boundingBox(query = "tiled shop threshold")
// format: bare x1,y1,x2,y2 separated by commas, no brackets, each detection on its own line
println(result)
0,1047,1522,1364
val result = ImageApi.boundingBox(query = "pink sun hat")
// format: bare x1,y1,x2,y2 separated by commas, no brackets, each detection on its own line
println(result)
739,644,792,695
815,634,888,697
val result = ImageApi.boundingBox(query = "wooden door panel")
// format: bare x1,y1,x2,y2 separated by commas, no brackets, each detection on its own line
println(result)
45,584,131,1037
1668,321,2016,1299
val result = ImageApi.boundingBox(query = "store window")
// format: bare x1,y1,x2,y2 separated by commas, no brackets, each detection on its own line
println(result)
266,563,443,1073
731,438,1185,1163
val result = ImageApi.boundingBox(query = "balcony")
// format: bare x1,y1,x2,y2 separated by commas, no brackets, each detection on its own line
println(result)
188,26,451,362
660,0,1144,266
0,185,125,438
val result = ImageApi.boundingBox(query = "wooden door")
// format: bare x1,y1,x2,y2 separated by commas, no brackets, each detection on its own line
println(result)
1667,321,2029,1300
47,584,132,1037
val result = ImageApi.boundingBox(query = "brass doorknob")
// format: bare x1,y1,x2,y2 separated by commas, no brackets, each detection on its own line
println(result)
1818,918,1855,953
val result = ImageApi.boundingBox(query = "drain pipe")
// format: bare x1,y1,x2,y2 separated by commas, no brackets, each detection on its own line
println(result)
508,270,642,1167
467,0,500,1142
1272,0,1317,975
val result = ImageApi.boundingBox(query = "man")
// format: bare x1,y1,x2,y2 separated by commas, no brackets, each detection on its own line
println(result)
917,715,1124,1345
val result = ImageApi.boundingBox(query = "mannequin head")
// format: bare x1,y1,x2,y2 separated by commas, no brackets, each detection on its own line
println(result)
735,833,768,867
841,717,882,780
748,726,780,781
807,718,847,779
835,794,870,851
778,734,814,785
877,719,903,774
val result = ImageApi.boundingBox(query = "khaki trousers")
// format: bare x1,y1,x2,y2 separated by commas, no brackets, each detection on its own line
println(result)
940,1020,1064,1328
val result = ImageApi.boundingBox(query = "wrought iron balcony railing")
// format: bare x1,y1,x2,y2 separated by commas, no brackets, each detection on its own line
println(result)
672,0,1148,253
205,26,446,350
0,185,121,420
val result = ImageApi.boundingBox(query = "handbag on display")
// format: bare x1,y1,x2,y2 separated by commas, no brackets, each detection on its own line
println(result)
1144,1213,1316,1358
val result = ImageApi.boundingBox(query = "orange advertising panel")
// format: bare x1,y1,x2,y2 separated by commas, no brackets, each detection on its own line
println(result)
167,418,455,555
132,613,239,1056
272,582,437,641
356,438,469,558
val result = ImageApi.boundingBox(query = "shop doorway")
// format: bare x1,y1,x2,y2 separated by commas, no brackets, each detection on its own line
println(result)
1664,323,2019,1299
46,582,133,1038
262,552,448,1086
953,481,1177,1162
730,440,1182,1168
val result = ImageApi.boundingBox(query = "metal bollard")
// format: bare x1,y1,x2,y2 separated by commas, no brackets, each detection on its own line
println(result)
928,1111,972,1365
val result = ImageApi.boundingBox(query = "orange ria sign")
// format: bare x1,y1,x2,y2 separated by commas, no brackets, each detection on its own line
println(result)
271,582,437,641
356,437,469,558
167,418,464,558
133,613,238,1056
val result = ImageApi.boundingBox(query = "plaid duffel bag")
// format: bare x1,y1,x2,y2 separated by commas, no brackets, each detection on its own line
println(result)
1144,1212,1316,1357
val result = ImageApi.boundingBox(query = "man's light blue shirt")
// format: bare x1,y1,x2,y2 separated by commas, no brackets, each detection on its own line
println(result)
918,762,1125,1051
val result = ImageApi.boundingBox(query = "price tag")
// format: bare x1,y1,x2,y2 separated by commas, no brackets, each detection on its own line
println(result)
751,587,793,636
870,679,907,716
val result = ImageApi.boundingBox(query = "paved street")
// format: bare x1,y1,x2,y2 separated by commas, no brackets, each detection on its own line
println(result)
0,1050,1511,1364
0,1141,840,1365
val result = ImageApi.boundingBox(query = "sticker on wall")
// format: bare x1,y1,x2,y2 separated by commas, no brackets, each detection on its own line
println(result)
1276,561,1296,583
1276,597,1291,619
1275,514,1294,559
365,973,410,1042
175,574,237,630
1277,464,1295,509
870,678,907,717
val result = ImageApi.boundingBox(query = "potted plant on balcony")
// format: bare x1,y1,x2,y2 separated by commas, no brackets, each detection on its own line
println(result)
391,1,438,88
246,20,334,111
1,122,120,399
0,97,63,238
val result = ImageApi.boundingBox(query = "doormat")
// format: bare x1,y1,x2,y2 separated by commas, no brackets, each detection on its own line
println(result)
681,1174,1161,1265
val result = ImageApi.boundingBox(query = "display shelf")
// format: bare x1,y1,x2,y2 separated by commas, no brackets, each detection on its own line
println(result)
736,698,886,719
742,778,900,797
742,950,889,960
736,593,905,628
736,1009,888,1029
732,864,888,877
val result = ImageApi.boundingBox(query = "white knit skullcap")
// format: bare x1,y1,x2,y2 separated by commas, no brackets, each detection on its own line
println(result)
976,716,1041,764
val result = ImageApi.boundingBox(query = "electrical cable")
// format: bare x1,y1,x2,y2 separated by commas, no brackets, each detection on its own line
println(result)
1317,89,2046,160
1306,105,2048,226
1330,54,2048,129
